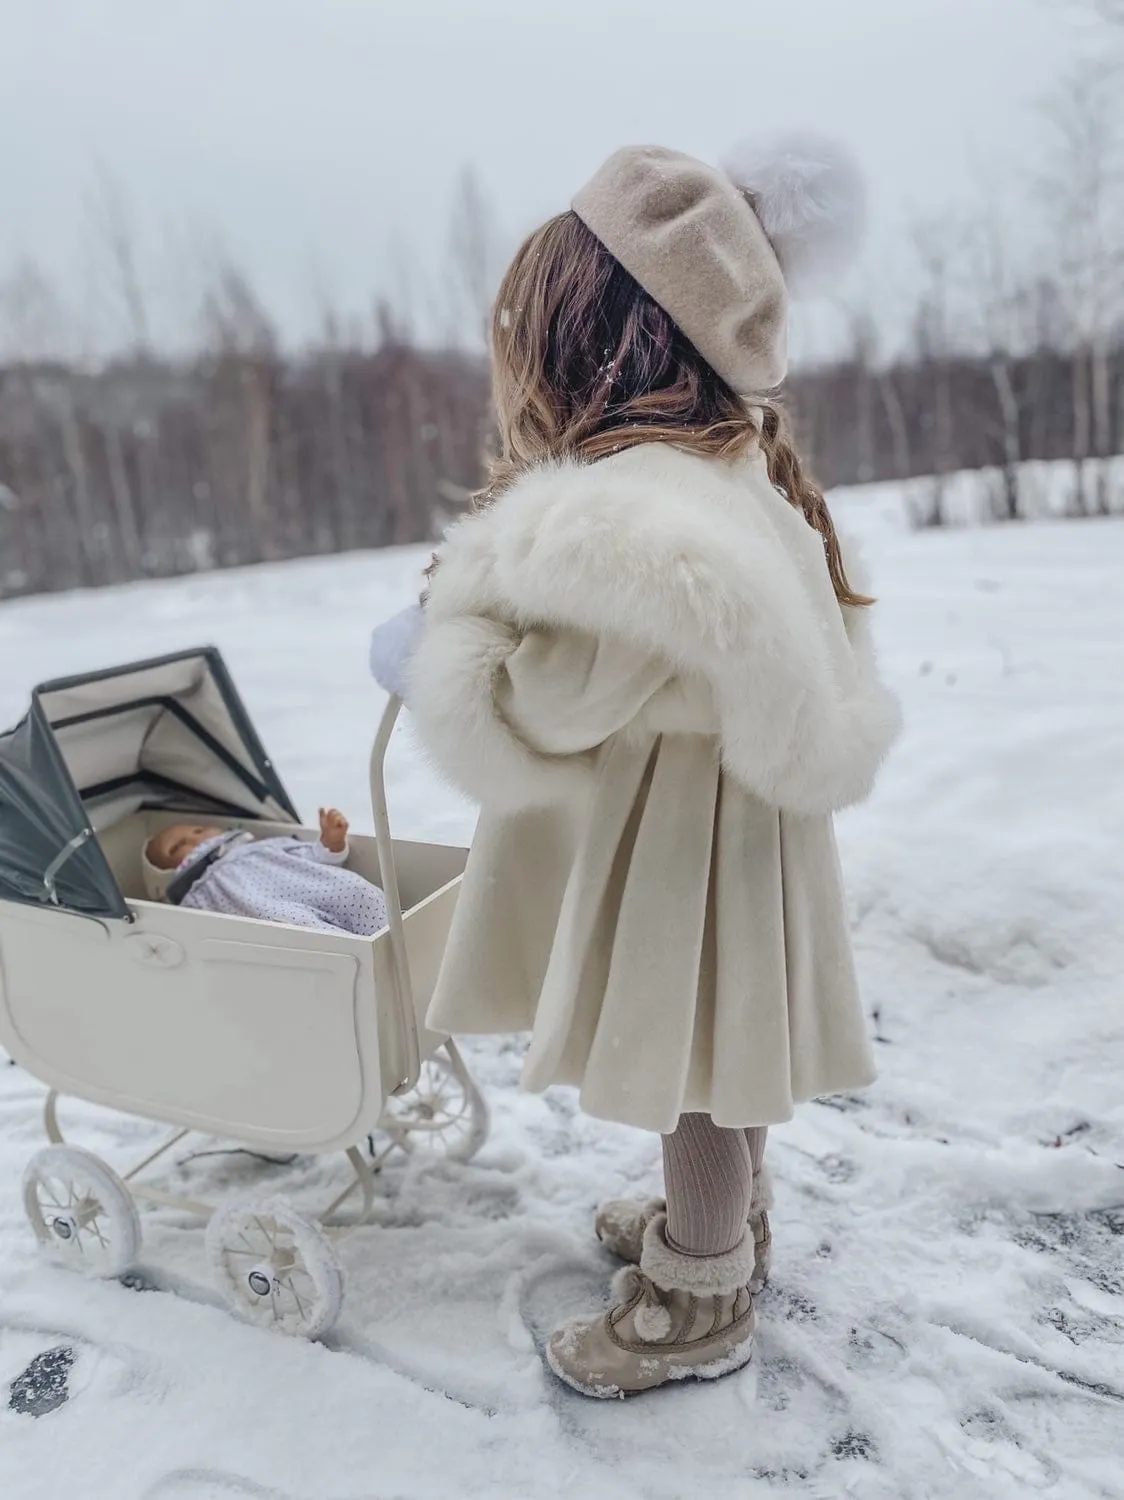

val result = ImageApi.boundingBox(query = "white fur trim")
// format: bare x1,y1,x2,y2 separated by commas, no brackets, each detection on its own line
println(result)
413,445,900,817
722,133,865,293
595,1195,667,1250
640,1213,756,1297
408,612,593,810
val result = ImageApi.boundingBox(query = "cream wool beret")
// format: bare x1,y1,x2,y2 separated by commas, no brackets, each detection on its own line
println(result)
572,136,864,397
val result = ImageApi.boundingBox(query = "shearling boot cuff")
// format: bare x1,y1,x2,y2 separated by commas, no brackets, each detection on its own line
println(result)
750,1162,774,1212
639,1212,756,1297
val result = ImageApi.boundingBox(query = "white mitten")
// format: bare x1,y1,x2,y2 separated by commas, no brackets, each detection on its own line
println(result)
369,605,424,701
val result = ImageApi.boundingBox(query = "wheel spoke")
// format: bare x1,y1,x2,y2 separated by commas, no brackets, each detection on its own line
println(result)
253,1215,279,1252
288,1269,317,1304
384,1055,475,1154
281,1277,308,1320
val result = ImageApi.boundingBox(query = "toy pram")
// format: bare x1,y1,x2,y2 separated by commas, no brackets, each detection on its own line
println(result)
0,648,487,1337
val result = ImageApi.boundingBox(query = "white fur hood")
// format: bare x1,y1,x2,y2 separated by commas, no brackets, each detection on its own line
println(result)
410,443,901,815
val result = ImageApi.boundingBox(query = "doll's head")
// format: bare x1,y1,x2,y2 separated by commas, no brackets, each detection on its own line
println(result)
145,823,225,872
141,823,225,901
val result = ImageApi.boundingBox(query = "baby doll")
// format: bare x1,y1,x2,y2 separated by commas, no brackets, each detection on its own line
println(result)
142,808,387,936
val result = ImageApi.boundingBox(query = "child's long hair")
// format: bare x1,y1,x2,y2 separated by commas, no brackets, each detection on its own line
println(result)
437,211,870,608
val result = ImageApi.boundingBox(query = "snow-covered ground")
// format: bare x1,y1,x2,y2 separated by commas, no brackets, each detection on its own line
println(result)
1,494,1122,1500
890,454,1124,529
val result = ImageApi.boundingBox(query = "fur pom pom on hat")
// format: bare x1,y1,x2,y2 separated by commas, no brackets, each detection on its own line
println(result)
572,135,864,396
722,134,865,292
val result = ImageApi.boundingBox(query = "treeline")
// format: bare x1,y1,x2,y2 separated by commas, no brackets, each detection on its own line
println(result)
0,341,488,598
796,342,1124,520
2,42,1122,597
3,331,1123,599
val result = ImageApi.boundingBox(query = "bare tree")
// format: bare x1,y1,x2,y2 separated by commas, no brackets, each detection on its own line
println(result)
844,297,911,481
198,259,280,557
909,219,966,525
844,310,880,483
383,229,443,347
199,260,277,357
0,257,68,363
877,369,912,482
447,166,502,349
964,195,1033,519
84,165,151,357
1037,58,1124,513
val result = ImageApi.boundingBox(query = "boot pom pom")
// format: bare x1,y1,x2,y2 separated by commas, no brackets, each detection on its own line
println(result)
633,1300,673,1341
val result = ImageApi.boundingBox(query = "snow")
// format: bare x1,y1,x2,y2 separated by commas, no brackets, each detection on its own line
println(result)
1,497,1123,1499
848,454,1124,531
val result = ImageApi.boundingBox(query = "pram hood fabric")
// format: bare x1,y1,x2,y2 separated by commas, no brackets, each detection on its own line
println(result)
0,649,298,920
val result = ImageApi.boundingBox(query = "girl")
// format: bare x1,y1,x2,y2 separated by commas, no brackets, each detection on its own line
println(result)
372,140,900,1398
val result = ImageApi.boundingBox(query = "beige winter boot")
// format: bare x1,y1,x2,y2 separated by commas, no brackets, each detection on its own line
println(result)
547,1213,757,1398
594,1163,773,1293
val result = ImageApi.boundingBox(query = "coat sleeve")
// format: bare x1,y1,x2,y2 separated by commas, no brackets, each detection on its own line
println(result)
494,628,674,755
408,611,684,809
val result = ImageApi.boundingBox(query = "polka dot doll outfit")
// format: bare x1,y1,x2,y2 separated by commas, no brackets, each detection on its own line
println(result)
177,834,387,936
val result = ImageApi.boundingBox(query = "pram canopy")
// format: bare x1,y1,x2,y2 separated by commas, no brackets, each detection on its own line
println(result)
0,648,299,921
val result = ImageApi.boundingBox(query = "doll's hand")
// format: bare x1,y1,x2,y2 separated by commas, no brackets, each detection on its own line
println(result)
318,807,349,853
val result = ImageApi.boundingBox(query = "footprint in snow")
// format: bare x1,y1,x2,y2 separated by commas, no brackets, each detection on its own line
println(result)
517,1253,612,1351
7,1344,75,1417
1,1321,167,1418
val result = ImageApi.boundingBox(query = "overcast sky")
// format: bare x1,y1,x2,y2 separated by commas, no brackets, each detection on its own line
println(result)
1,0,1110,358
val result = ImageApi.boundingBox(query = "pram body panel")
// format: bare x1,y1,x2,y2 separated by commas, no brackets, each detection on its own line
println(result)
0,650,470,1157
0,815,466,1154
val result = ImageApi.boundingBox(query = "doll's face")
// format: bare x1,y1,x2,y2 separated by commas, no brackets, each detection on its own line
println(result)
146,823,224,870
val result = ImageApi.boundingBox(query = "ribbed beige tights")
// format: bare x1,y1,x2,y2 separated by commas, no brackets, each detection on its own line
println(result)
662,1112,768,1257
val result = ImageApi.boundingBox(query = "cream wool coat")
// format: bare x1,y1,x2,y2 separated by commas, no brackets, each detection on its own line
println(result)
410,443,901,1134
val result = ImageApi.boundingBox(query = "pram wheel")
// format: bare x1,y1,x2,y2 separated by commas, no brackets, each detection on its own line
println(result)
378,1040,490,1163
206,1196,344,1339
23,1145,142,1279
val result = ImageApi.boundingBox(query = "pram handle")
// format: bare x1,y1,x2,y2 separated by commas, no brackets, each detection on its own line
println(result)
369,695,421,1093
